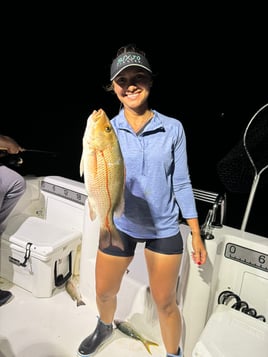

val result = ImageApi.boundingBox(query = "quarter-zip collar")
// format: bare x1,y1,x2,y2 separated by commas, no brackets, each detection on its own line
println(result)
115,109,165,136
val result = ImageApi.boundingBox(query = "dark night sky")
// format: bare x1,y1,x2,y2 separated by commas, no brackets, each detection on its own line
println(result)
2,8,267,237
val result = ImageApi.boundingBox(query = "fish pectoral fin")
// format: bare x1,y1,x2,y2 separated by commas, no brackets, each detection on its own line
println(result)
79,155,84,177
87,198,97,221
89,206,97,221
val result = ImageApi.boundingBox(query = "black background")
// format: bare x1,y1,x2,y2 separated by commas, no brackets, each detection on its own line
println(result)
2,6,267,237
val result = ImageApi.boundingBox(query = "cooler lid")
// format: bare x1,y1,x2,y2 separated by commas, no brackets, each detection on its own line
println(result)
2,216,81,257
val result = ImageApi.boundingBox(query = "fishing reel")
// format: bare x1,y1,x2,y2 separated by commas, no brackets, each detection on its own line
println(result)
0,148,57,168
0,150,23,167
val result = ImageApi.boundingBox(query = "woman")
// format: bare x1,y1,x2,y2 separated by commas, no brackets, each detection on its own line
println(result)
77,44,207,357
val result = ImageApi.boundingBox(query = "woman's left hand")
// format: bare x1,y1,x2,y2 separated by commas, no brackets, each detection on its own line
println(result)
191,234,207,265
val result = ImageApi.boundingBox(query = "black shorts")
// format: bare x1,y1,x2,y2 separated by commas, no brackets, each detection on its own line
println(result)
99,230,183,257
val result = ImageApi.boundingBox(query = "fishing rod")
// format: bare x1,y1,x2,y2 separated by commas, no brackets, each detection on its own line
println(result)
0,147,58,167
0,147,57,155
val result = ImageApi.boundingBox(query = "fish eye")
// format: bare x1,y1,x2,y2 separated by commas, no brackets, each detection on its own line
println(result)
105,126,112,132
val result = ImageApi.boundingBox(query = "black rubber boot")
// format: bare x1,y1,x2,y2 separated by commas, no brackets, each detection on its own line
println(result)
167,347,182,357
0,289,12,306
77,317,113,356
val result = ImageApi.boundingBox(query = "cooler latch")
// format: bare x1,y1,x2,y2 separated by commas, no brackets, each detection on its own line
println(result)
9,242,33,267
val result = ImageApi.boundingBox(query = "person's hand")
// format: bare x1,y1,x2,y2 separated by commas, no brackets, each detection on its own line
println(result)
191,233,207,265
0,136,24,155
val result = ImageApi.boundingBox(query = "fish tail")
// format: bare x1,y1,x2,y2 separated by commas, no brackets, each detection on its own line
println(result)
99,225,124,251
77,300,86,307
142,339,159,354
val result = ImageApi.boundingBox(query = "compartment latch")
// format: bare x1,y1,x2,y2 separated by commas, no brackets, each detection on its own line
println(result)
9,242,33,267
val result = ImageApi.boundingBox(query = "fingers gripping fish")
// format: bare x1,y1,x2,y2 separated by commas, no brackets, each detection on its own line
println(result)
80,109,125,250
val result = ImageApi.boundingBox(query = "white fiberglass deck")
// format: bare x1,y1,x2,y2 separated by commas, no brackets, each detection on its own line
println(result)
0,276,164,357
1,175,268,357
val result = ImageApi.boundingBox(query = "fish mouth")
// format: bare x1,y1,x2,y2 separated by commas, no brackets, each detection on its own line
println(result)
113,319,122,327
91,109,104,122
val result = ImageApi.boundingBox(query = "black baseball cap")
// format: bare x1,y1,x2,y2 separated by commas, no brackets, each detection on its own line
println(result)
110,51,152,81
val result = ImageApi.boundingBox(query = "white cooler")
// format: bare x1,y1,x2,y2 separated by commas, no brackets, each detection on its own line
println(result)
0,215,81,297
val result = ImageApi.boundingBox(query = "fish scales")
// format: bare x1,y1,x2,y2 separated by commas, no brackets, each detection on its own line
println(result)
80,109,125,250
114,319,159,354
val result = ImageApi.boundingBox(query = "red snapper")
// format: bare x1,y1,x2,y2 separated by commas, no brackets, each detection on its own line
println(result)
80,109,125,250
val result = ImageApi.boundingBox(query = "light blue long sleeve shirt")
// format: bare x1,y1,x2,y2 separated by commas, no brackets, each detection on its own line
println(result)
111,109,198,239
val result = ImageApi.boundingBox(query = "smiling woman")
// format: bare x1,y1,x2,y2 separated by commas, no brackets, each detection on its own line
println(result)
76,43,207,357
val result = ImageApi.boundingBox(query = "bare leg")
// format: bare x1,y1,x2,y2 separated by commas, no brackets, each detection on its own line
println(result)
95,249,133,323
145,249,182,355
77,250,133,356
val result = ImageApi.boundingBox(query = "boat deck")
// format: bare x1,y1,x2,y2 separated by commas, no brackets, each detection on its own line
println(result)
0,277,165,357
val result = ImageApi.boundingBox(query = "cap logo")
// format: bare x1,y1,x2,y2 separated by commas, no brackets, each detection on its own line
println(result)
110,51,152,80
116,54,143,68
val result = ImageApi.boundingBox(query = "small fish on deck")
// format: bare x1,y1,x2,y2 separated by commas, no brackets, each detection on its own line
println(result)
80,108,125,250
65,276,85,307
114,319,159,354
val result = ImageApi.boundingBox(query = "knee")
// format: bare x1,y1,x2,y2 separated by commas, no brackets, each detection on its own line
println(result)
151,290,176,312
96,285,118,303
96,290,115,303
